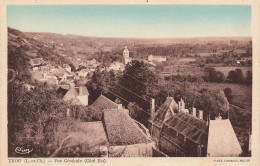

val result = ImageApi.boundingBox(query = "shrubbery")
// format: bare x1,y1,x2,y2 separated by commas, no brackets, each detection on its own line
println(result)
204,67,225,83
227,69,252,84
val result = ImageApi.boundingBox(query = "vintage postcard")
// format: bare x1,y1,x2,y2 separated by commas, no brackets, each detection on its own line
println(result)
0,0,259,166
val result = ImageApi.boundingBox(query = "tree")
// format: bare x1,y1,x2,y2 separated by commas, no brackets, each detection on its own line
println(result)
8,81,70,157
204,67,224,83
119,60,158,110
194,90,229,120
227,68,245,84
86,68,117,104
127,102,143,120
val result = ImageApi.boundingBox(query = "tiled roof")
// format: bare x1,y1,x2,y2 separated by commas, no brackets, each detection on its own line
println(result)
92,95,118,111
103,109,150,146
54,121,109,157
161,112,208,145
154,97,178,121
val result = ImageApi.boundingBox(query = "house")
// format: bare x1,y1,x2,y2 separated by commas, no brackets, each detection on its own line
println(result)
77,68,89,78
58,71,78,84
40,66,50,73
87,59,97,66
148,97,241,157
86,59,100,68
51,121,109,157
29,58,44,67
48,65,59,73
63,64,71,72
59,82,89,106
148,55,166,62
108,62,125,71
33,71,58,85
103,109,154,157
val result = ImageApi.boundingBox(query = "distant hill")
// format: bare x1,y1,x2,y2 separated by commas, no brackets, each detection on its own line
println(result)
8,27,252,70
8,27,71,80
24,28,251,47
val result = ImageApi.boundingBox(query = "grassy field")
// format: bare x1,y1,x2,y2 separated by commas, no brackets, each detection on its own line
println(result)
214,66,252,77
187,82,252,111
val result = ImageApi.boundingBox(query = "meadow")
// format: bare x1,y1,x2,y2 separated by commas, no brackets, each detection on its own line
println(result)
186,82,252,114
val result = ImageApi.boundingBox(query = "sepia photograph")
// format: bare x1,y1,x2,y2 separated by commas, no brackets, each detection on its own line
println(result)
6,5,253,158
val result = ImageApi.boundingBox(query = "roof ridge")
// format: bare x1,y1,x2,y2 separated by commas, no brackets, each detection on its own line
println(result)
92,94,118,107
180,111,207,124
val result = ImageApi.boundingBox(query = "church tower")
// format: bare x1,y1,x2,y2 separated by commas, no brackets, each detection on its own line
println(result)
123,46,129,59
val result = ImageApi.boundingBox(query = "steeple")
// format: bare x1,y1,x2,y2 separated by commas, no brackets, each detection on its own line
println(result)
123,46,129,59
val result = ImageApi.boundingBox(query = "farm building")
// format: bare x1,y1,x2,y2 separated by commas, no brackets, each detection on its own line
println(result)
148,97,241,157
103,109,154,157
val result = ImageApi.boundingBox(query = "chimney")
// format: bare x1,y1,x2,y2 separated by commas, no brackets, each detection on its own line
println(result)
178,98,185,112
79,86,83,96
150,98,155,120
199,110,203,120
178,101,181,112
118,104,123,111
182,99,185,111
66,108,71,117
192,107,196,117
43,73,47,79
69,82,75,90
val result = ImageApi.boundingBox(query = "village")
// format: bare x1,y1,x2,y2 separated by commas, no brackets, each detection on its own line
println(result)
23,45,249,157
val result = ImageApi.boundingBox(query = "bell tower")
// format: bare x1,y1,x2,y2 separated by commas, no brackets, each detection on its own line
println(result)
123,46,129,59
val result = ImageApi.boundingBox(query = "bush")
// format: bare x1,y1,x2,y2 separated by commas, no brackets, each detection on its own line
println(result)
227,68,245,84
204,67,225,83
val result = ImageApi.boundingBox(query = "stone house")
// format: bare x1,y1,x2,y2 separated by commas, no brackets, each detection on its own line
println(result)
58,83,89,106
148,97,242,157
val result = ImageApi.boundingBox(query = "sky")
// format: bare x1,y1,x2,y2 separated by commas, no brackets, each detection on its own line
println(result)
7,5,251,38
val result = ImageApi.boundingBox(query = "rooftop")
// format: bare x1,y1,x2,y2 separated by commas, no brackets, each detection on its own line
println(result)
103,109,150,146
153,97,178,122
207,119,242,157
162,112,208,145
55,121,108,157
92,95,119,111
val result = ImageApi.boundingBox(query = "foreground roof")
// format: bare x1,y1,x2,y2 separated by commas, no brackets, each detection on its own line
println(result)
92,95,118,111
103,109,150,146
162,112,208,145
207,119,242,157
54,121,108,157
